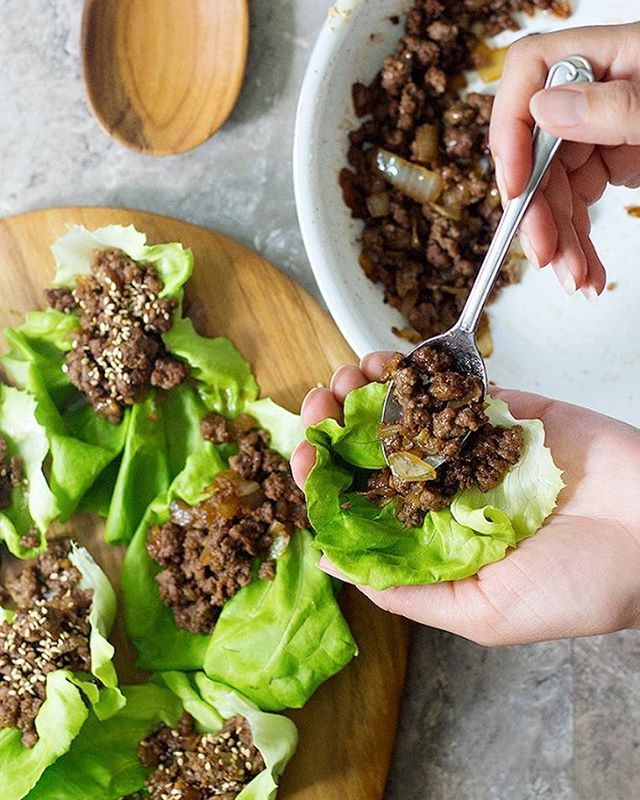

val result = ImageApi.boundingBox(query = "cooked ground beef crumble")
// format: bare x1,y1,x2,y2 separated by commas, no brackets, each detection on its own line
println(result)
147,413,308,634
340,0,570,344
366,350,524,527
0,540,92,747
46,249,190,423
129,712,264,800
0,437,23,510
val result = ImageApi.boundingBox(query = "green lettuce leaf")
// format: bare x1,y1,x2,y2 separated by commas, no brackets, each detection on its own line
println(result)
163,317,259,416
245,398,305,460
2,315,128,520
102,382,208,544
122,403,356,710
306,382,564,590
24,682,182,800
0,386,59,558
51,224,193,309
204,529,357,709
0,544,123,800
27,673,297,800
98,313,261,543
2,225,258,540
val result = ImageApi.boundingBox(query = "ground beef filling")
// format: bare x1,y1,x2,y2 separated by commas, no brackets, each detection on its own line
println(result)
0,540,92,747
147,413,308,634
131,712,264,800
340,0,570,344
0,437,23,510
46,248,190,423
366,350,524,527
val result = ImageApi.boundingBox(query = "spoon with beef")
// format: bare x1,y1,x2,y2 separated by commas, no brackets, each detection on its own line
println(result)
381,56,594,476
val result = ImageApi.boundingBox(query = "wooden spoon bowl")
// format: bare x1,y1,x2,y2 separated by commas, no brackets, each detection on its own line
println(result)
82,0,249,155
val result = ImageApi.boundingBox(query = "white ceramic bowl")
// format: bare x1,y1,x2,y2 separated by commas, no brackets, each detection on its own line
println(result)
294,0,640,426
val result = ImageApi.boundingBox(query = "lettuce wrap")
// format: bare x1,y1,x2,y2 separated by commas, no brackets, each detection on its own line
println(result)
122,399,357,710
0,544,124,800
305,382,564,590
0,386,59,558
26,672,298,800
2,225,259,543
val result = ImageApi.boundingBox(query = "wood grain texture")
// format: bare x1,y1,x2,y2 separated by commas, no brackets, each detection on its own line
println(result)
82,0,249,154
0,207,410,800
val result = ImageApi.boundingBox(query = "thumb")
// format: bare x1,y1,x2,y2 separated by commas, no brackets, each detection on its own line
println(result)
530,80,640,146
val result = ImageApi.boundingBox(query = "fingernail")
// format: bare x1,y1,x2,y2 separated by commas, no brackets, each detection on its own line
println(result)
531,88,588,128
317,555,353,583
518,231,540,267
494,156,507,204
300,386,322,414
580,285,598,303
552,259,577,295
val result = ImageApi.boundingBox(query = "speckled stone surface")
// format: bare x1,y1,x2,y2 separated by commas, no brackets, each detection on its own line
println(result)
1,2,639,799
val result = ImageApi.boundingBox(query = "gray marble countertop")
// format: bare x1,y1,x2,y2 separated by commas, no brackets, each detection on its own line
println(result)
1,2,639,798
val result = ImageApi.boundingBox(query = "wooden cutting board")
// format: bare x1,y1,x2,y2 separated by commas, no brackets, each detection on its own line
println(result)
0,207,410,800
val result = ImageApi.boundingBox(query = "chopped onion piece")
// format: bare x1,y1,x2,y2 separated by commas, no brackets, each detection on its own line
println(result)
377,422,404,440
429,202,462,222
411,124,440,165
366,191,391,218
552,0,572,18
268,520,291,559
374,148,443,204
475,42,509,83
477,315,494,359
388,451,437,482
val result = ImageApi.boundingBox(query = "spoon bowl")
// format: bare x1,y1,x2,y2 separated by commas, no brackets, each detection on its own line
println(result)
82,0,249,155
381,328,487,470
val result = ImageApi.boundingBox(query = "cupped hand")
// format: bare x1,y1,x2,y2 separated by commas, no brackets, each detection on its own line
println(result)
292,353,640,646
490,22,640,298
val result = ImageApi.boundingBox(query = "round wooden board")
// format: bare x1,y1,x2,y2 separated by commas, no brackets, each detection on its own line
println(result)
0,207,410,800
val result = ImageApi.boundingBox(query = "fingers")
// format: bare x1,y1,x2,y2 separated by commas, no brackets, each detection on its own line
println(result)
518,193,557,268
300,386,342,427
359,351,395,381
293,358,384,489
330,364,368,403
292,386,344,490
531,80,640,146
490,23,640,199
291,442,316,490
319,556,542,647
318,555,474,635
571,202,607,296
488,387,557,422
544,161,588,293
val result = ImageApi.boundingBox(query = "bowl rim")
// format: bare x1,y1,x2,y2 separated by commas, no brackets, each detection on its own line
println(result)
293,0,380,359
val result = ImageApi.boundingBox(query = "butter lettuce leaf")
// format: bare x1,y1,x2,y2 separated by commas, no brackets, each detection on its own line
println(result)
0,544,123,800
122,402,356,710
0,386,59,558
306,382,564,590
51,224,193,309
2,225,258,541
2,314,128,520
163,318,259,416
26,673,297,800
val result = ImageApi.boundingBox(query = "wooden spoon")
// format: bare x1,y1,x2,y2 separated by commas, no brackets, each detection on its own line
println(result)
82,0,249,155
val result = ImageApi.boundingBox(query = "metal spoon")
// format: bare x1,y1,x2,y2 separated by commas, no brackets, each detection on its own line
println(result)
382,55,594,469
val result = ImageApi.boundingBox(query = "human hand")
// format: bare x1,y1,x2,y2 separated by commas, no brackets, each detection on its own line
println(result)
490,22,640,298
291,353,640,646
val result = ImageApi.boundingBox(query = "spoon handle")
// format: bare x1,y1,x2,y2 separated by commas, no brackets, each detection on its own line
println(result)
456,55,595,336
